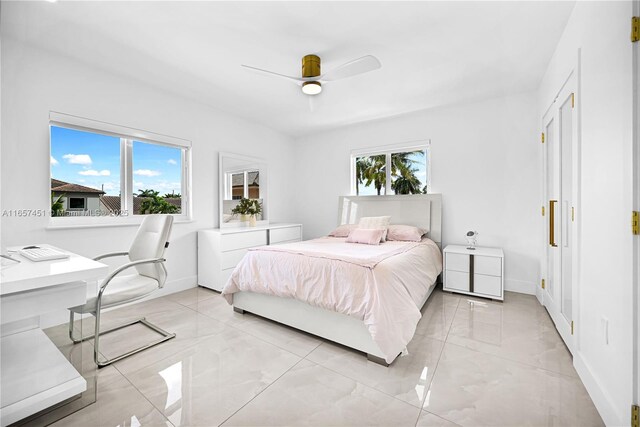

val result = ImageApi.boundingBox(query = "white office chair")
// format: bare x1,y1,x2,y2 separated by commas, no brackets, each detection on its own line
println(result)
69,215,175,368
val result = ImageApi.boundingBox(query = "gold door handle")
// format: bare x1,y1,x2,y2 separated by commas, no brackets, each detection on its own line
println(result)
549,200,558,247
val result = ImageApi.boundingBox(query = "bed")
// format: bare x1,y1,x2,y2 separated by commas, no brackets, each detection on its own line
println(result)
221,194,443,366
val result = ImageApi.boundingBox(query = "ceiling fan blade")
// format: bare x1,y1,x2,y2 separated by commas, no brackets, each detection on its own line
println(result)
241,64,306,84
320,55,381,82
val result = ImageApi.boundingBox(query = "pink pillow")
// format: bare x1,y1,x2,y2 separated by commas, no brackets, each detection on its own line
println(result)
346,228,386,245
386,225,426,242
328,224,358,237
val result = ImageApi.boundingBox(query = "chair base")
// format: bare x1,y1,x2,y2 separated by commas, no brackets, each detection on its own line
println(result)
69,313,176,368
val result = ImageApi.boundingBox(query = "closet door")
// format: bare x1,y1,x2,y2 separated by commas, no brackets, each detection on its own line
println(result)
543,73,578,354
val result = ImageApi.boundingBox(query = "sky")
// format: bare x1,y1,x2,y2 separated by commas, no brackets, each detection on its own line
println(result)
50,126,182,196
357,150,428,196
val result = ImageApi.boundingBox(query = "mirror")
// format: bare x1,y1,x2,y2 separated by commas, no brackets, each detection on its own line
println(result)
219,152,268,228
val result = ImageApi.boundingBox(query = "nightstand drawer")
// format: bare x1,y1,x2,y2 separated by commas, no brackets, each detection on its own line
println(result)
445,270,470,292
474,274,502,297
474,256,501,277
446,253,470,273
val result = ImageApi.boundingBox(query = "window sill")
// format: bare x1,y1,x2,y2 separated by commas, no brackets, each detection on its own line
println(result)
46,215,193,230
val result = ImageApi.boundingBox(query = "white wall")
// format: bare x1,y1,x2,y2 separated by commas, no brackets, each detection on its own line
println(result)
0,39,297,324
537,1,635,425
293,92,540,295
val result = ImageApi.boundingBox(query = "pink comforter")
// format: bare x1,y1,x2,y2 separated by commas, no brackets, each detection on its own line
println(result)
222,237,443,363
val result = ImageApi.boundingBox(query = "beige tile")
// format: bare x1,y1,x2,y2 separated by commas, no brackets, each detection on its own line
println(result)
123,328,301,426
188,294,248,327
190,294,321,357
222,359,422,426
306,334,444,407
429,289,463,307
232,315,322,357
423,343,603,427
24,339,122,427
416,411,461,427
447,296,576,376
50,369,172,427
165,287,218,307
102,304,227,376
413,290,459,341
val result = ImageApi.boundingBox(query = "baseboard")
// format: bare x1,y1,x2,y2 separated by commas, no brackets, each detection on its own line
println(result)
504,278,536,295
39,275,197,329
574,351,623,426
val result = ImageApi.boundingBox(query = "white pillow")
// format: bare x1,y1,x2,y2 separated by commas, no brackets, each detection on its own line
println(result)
358,216,391,241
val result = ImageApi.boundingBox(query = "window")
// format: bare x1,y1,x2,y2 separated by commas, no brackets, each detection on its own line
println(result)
132,141,183,215
50,112,191,224
225,170,259,200
68,198,86,210
351,143,430,196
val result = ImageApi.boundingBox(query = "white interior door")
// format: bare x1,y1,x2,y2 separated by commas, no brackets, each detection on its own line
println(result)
633,0,640,412
543,73,578,353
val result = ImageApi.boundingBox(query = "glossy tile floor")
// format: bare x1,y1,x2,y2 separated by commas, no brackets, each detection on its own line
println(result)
38,287,603,427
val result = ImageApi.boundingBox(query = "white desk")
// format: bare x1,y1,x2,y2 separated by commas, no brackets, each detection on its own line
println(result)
0,245,108,427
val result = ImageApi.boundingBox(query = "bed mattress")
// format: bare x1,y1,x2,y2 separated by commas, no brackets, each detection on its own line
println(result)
221,236,443,363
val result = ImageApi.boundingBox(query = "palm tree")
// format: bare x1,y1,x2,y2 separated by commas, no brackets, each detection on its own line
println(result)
391,164,423,194
51,193,65,217
354,157,370,195
355,151,425,195
391,151,425,194
136,189,158,198
363,154,386,195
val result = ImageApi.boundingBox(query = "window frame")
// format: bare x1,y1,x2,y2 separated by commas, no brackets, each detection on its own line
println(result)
350,140,431,196
224,169,260,200
67,197,86,211
48,112,192,228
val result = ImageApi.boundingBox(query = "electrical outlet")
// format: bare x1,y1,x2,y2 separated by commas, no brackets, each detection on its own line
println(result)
601,317,609,345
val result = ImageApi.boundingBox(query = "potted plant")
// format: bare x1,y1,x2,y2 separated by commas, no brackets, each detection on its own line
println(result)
231,198,262,226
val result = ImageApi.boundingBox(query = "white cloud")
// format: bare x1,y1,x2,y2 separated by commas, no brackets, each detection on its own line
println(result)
50,156,59,166
78,169,110,176
167,159,177,165
63,154,92,165
102,182,117,191
134,169,161,177
135,181,181,193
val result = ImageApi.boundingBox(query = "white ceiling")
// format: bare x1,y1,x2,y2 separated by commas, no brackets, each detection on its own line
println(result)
3,1,576,138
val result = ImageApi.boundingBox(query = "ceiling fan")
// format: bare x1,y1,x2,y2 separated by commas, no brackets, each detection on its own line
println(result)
241,54,382,95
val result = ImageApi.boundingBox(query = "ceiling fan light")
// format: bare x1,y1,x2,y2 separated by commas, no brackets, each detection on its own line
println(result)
302,81,322,95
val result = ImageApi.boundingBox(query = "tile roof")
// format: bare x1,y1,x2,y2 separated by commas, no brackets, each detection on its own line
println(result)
100,195,182,215
231,171,259,187
51,178,105,194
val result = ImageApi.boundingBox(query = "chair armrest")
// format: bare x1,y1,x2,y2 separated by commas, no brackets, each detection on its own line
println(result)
94,252,129,261
99,258,166,290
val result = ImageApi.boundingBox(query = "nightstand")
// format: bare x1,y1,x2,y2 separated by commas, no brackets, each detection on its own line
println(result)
443,245,504,301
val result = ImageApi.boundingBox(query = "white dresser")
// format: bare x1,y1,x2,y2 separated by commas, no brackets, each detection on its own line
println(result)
197,223,303,291
443,245,504,301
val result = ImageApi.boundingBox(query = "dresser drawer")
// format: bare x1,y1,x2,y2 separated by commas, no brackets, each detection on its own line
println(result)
474,274,502,297
445,253,470,273
445,270,470,292
474,256,502,277
221,230,267,251
221,248,250,270
270,227,302,245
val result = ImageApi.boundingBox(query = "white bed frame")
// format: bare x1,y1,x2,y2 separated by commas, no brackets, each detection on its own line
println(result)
233,194,443,366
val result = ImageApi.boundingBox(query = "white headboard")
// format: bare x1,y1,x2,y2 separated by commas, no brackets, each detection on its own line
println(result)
337,194,442,247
